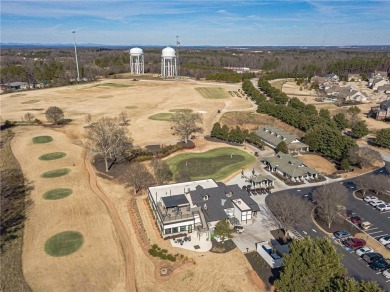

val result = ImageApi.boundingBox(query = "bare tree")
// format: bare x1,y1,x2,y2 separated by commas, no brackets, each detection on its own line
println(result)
24,112,34,124
355,175,372,196
122,162,155,194
267,193,311,239
45,106,64,124
171,109,203,143
84,117,133,172
85,113,92,126
313,184,347,228
367,174,390,196
152,158,173,185
119,111,130,126
348,147,383,168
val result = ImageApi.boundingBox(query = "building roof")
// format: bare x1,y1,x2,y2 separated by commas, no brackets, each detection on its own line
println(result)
263,152,319,177
380,100,390,110
189,184,260,223
161,194,189,208
251,174,275,183
255,126,297,147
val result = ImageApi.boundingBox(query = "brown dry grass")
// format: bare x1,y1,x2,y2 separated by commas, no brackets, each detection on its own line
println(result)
299,154,337,175
355,233,390,258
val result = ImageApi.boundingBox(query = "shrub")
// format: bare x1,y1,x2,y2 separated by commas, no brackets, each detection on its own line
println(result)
152,243,158,249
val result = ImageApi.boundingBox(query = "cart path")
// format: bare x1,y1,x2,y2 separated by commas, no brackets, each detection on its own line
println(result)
84,157,137,292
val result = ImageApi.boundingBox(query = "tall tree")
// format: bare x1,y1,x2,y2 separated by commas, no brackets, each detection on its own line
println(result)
333,113,349,130
118,111,130,126
275,141,289,154
123,162,155,194
313,183,347,228
266,193,311,239
24,112,34,124
275,237,346,292
152,158,173,185
171,109,203,143
351,120,369,138
348,147,382,168
375,128,390,148
347,106,361,128
214,219,233,243
45,106,64,124
85,117,133,172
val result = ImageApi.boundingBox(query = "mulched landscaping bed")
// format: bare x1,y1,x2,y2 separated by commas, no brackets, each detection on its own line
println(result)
209,239,237,253
313,209,360,235
270,229,293,245
245,251,281,290
354,189,389,202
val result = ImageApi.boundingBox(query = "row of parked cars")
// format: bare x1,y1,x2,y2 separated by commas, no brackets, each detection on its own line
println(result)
242,185,270,196
333,230,390,278
363,195,390,212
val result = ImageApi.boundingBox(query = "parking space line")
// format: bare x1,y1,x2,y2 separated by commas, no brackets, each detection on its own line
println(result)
376,272,381,275
367,230,382,235
367,227,378,231
312,229,317,233
303,231,307,235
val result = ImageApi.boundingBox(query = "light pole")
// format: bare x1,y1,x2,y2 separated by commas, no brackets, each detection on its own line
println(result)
72,31,80,82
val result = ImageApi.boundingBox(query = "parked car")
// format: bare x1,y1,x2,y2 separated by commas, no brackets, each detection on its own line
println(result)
363,196,378,202
379,235,390,245
376,203,390,212
362,252,383,264
350,215,362,224
343,181,356,189
383,268,390,279
359,221,372,230
370,200,385,207
333,230,351,239
234,225,244,233
303,192,314,202
355,246,373,256
342,238,366,249
369,258,390,272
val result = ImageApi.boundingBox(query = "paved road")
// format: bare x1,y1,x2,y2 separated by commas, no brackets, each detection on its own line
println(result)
267,171,390,289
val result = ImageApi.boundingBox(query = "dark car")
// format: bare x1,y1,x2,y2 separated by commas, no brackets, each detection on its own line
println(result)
343,181,356,189
333,230,351,239
362,252,383,264
369,258,390,272
303,192,314,202
342,238,366,250
350,215,362,224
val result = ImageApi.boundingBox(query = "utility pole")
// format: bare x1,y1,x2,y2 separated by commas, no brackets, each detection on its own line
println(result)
72,31,80,82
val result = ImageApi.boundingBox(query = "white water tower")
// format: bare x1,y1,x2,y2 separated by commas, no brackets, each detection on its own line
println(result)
161,47,177,78
129,47,144,74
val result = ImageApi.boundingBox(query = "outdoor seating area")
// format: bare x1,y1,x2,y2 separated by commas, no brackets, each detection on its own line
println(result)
170,232,212,252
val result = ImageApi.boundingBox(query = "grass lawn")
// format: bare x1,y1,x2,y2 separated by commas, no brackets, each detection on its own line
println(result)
92,83,132,88
43,188,73,200
32,136,53,144
39,152,66,161
41,168,71,178
10,93,27,97
169,109,193,112
270,79,288,91
44,231,83,256
148,113,175,121
195,87,230,99
21,99,40,104
166,147,255,181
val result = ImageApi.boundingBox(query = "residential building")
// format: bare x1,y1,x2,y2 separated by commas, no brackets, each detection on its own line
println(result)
255,126,309,153
148,179,260,238
263,152,319,182
371,71,388,80
371,78,389,91
249,174,275,189
338,88,368,103
348,74,362,82
377,84,390,94
368,100,390,121
324,73,339,82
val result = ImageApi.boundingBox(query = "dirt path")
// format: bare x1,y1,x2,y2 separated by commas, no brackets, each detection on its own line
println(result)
84,157,137,292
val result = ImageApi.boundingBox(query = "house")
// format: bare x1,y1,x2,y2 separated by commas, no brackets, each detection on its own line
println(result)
377,84,390,94
263,152,319,182
368,100,390,121
324,73,339,82
147,179,260,238
371,71,388,80
223,67,250,74
255,126,309,153
9,82,29,90
338,88,368,103
324,84,342,96
348,74,362,82
249,174,275,189
372,79,389,91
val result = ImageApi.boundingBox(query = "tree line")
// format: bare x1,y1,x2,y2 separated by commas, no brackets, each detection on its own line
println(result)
210,122,264,147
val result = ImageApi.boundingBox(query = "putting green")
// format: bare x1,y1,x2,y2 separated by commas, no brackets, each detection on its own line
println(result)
43,188,73,200
195,87,230,99
39,152,66,161
166,147,255,181
44,231,83,256
169,109,193,113
41,168,71,178
32,136,53,144
148,113,174,121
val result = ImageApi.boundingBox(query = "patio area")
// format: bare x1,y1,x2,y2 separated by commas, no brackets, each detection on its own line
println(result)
170,231,212,252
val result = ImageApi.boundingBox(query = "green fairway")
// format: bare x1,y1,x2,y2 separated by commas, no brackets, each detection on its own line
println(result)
43,188,73,200
21,99,40,104
44,231,83,256
32,136,53,144
39,152,66,161
148,113,175,121
195,87,230,99
166,147,255,181
41,168,71,178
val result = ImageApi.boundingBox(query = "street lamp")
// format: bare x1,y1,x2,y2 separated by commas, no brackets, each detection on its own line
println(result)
72,31,80,82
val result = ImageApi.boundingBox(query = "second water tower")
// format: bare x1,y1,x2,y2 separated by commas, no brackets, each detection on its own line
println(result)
161,47,177,78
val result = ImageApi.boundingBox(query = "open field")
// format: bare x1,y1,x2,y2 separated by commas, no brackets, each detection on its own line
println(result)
195,87,230,99
166,147,256,181
299,154,337,175
2,79,263,291
148,113,174,121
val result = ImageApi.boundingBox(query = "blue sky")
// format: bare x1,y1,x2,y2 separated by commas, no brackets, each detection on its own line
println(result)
1,0,389,46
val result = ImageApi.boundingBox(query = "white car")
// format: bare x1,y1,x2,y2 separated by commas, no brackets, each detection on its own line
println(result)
364,196,378,202
376,203,390,212
355,246,373,257
370,200,385,207
383,268,390,279
379,235,390,245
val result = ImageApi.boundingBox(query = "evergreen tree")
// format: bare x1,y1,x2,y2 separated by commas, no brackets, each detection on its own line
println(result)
333,113,349,130
275,237,346,292
351,120,369,138
210,122,222,138
275,141,289,154
220,125,229,140
375,128,390,148
214,219,233,243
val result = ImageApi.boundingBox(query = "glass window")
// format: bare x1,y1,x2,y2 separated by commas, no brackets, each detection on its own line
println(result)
172,227,179,233
164,228,171,234
180,226,186,232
